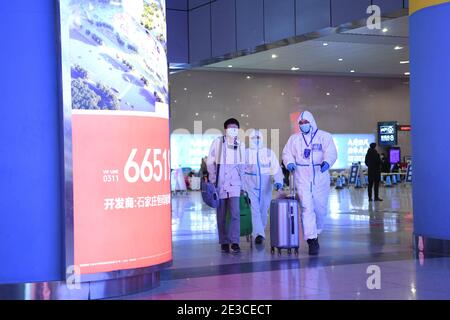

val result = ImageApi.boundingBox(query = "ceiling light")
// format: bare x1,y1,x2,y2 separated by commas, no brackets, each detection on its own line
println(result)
400,60,410,64
291,66,300,71
227,65,233,68
404,72,410,76
338,58,343,61
394,46,404,50
350,70,355,73
208,91,212,95
382,28,389,33
271,54,278,59
246,75,252,79
326,92,331,96
323,42,328,46
195,112,199,116
184,87,187,91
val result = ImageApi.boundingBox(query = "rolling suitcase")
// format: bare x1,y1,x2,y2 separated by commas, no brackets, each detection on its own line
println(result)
270,173,300,255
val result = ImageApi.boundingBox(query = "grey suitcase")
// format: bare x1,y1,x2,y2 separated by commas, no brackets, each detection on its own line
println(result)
270,173,300,255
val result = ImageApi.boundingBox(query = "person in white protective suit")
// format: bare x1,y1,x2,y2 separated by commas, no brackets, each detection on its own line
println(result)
244,129,284,245
282,111,338,255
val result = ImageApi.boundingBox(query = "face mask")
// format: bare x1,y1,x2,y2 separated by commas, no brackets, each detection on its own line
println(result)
250,137,261,148
300,123,311,134
226,128,239,138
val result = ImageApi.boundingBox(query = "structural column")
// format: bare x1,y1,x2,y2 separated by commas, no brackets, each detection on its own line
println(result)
410,0,450,254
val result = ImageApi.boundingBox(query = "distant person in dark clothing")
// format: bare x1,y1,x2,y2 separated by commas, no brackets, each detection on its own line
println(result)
365,143,383,202
380,153,390,174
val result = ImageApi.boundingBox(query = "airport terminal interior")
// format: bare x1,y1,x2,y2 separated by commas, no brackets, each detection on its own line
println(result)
1,0,450,301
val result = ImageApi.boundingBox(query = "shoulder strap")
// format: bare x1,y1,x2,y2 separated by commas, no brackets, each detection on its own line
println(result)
215,137,224,188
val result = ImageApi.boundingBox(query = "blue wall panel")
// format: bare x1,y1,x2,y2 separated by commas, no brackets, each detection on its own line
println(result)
264,0,296,43
211,0,237,57
167,0,188,10
410,3,450,240
372,0,403,14
189,0,210,9
0,1,63,283
296,0,330,35
189,5,212,62
236,0,265,50
331,0,371,26
167,10,189,63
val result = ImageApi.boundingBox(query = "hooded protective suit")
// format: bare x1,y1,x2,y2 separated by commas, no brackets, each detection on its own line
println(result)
244,130,284,239
282,111,337,240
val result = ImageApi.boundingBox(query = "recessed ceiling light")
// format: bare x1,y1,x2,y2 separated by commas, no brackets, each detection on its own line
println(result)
291,66,300,71
382,28,389,33
227,65,233,68
246,75,252,79
184,87,187,91
400,60,410,64
326,92,331,96
195,112,199,116
338,58,344,61
323,42,328,46
208,91,212,95
350,70,356,73
271,54,278,59
404,72,410,76
394,46,404,50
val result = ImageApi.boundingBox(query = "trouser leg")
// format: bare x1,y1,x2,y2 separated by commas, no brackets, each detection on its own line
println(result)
228,197,241,244
216,199,229,244
368,178,374,199
299,187,317,240
249,192,264,238
374,180,380,199
313,187,329,235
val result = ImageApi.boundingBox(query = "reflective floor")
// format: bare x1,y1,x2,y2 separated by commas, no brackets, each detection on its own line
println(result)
125,185,450,300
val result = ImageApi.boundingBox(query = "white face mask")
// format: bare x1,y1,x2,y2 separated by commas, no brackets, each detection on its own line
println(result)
226,128,239,138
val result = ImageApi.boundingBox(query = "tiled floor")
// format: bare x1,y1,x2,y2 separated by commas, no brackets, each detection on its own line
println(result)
124,184,450,300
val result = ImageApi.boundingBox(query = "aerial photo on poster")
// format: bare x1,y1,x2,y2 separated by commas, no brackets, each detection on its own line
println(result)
64,0,168,112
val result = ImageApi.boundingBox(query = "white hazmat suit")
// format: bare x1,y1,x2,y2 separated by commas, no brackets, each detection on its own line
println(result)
244,130,284,239
282,111,338,240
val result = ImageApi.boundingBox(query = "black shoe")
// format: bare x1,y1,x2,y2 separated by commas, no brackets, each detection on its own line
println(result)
307,238,320,256
231,243,241,253
375,198,383,202
221,244,230,253
255,235,264,245
369,198,373,202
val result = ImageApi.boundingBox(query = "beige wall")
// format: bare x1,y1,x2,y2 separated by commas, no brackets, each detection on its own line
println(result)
169,70,411,159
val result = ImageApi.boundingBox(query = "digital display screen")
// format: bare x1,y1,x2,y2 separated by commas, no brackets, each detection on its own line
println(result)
378,121,398,146
59,0,172,275
390,148,401,164
331,134,375,170
171,134,221,171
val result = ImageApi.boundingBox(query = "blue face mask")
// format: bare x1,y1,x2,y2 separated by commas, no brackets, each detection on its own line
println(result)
300,123,311,134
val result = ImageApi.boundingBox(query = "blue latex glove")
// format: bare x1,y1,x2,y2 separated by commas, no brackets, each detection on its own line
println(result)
320,161,330,173
274,183,283,191
287,163,296,172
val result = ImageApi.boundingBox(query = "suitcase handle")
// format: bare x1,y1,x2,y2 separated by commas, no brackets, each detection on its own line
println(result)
290,205,295,235
289,172,297,198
